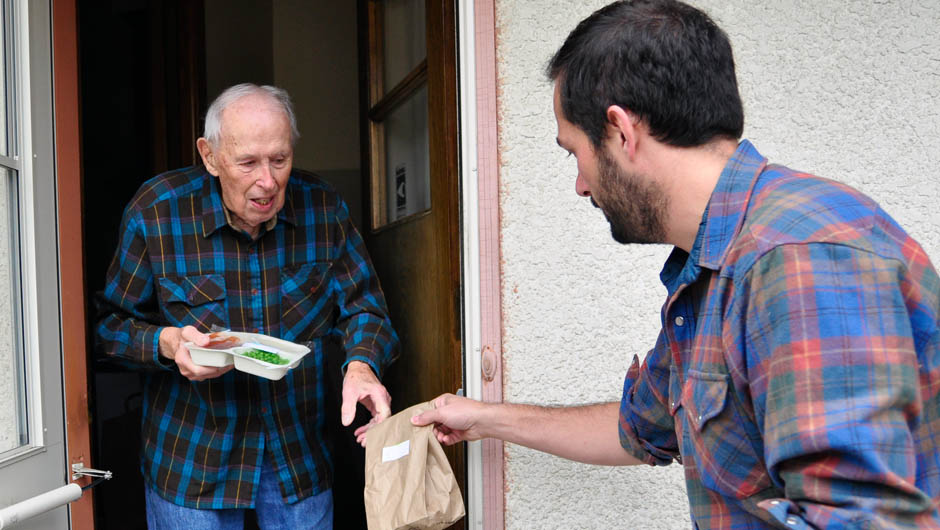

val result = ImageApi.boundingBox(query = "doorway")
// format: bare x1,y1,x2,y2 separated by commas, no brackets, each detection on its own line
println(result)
78,1,463,529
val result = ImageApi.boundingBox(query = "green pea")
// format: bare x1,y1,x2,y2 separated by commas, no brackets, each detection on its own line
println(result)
243,348,289,365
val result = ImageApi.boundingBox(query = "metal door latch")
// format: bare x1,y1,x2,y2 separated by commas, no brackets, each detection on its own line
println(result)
71,462,113,481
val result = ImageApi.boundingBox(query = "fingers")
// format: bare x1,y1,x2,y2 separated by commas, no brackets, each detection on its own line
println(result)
430,392,456,409
340,394,357,427
413,392,459,426
159,326,210,361
179,325,209,347
437,430,463,446
198,365,235,381
341,387,391,426
354,395,465,449
354,417,377,447
411,407,441,427
183,364,233,382
174,343,233,381
341,362,392,427
354,419,375,439
371,388,392,423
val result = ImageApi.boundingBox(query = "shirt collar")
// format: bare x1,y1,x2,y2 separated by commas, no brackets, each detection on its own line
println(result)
200,169,298,238
659,139,767,292
697,139,767,270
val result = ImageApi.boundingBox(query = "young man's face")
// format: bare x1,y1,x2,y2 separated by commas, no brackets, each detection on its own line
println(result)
553,84,603,207
199,94,293,238
553,83,667,245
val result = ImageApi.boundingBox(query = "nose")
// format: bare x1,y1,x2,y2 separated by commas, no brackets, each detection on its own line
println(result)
575,172,592,198
256,164,277,190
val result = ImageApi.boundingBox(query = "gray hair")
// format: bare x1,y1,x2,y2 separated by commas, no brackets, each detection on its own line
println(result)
203,83,301,147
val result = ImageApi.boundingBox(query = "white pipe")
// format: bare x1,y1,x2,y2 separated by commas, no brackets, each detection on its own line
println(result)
0,484,82,529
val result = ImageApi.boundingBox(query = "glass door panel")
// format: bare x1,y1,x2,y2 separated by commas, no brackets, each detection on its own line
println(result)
383,0,426,94
0,166,25,455
0,1,9,157
367,0,431,230
384,84,429,222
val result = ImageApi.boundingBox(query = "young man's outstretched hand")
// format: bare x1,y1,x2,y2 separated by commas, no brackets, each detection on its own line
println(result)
411,393,486,445
408,394,643,467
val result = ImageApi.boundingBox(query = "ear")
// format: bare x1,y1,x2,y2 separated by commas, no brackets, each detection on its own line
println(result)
196,138,220,176
605,105,638,160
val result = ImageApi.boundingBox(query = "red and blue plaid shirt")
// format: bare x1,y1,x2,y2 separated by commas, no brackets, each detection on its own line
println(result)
95,166,399,508
619,140,940,529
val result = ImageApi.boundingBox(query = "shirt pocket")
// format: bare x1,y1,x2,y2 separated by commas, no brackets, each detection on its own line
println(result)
156,274,227,331
280,262,333,342
682,369,772,500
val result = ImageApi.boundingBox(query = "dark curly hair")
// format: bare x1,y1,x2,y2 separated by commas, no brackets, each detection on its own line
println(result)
546,0,744,148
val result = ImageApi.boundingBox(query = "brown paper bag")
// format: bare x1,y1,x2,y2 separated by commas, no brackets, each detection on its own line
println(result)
364,401,465,530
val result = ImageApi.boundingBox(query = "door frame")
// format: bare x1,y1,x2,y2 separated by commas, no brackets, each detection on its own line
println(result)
52,0,95,528
458,0,504,528
50,1,507,528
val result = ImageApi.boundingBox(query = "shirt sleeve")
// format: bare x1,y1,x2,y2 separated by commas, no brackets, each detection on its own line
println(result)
618,331,680,466
328,197,401,378
744,242,936,529
94,207,173,371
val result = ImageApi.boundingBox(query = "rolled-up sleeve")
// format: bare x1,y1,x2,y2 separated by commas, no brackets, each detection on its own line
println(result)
619,331,680,466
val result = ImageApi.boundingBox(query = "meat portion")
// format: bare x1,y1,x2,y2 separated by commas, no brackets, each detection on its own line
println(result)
202,332,243,350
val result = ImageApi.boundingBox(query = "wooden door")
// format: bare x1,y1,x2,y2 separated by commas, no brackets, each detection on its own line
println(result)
359,0,464,520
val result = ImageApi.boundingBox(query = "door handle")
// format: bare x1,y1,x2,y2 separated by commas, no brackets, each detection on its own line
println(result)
0,484,82,529
0,463,114,528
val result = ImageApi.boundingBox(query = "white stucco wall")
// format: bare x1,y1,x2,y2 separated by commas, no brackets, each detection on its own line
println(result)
494,1,940,528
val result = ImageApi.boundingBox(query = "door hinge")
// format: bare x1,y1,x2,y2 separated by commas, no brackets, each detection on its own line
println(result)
72,462,114,492
71,462,113,481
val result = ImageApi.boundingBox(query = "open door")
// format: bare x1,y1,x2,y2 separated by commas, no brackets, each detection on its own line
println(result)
78,1,206,527
359,0,464,519
0,1,72,528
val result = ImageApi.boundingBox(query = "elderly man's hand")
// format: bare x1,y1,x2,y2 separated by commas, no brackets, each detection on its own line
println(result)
343,361,391,445
159,325,234,381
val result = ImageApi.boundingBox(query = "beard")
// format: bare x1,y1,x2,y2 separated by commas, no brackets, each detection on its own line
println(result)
595,148,668,245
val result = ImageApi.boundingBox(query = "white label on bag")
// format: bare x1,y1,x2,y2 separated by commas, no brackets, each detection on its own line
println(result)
382,440,410,462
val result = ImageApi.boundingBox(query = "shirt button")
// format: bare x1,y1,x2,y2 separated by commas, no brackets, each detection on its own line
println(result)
261,407,269,414
251,288,259,295
675,316,685,326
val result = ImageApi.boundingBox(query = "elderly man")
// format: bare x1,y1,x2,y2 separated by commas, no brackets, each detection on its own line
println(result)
96,83,399,528
412,1,940,528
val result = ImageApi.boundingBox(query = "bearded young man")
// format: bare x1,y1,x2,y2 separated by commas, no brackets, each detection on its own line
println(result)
409,1,940,528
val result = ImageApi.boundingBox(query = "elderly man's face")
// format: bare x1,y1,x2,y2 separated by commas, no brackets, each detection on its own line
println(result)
197,94,293,238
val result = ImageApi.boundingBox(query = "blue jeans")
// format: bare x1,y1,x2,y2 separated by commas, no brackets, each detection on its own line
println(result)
145,456,333,529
